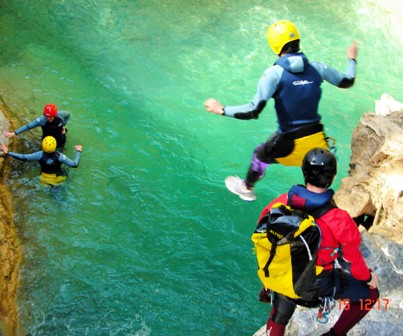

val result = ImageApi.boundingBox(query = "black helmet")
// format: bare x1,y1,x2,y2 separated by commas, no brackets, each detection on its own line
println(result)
302,148,337,188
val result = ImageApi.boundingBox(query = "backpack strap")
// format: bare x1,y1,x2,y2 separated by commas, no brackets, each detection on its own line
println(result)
262,243,277,277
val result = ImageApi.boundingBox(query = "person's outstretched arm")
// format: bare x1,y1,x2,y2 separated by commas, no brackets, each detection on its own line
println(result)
6,149,43,161
204,65,280,120
58,145,82,167
1,142,43,161
3,116,46,138
311,41,358,89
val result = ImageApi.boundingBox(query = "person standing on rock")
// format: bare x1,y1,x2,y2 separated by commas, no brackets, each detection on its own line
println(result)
3,104,70,151
255,148,379,336
204,20,358,201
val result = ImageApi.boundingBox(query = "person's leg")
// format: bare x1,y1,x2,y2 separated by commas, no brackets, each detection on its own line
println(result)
244,133,293,189
266,293,296,336
225,133,292,201
244,143,270,189
225,141,272,201
326,272,379,336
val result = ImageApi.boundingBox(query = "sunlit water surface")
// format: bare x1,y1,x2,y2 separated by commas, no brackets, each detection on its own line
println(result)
0,1,402,335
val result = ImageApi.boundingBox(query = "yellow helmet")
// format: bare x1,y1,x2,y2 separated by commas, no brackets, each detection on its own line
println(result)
267,20,300,55
42,136,57,153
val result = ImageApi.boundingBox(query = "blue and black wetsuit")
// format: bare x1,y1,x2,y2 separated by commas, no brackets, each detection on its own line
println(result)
222,53,356,188
14,111,71,149
41,116,66,148
7,149,81,175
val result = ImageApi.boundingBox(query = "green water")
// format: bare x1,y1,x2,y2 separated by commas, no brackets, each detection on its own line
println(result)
0,1,402,335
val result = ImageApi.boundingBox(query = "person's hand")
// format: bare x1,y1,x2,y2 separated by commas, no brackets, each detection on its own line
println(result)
3,130,15,138
75,145,83,152
258,287,272,304
347,41,358,60
367,271,379,289
204,98,224,115
0,143,9,154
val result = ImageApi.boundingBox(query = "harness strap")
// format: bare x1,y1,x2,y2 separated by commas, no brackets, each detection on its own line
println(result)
282,122,324,140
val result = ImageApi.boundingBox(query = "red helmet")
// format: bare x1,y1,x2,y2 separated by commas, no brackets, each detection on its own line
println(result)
43,104,58,117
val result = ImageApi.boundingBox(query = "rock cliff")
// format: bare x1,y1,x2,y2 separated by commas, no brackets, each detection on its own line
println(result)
334,94,403,243
0,99,21,336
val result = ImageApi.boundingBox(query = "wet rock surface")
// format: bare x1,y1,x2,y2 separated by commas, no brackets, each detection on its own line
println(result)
0,99,21,336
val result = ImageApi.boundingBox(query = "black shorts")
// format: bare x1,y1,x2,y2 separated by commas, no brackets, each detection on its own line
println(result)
256,123,325,164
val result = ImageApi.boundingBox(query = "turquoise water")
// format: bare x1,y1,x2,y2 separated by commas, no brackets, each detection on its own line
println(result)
0,1,402,335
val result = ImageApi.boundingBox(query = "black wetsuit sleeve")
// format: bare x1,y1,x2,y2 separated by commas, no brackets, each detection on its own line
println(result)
233,100,267,120
337,77,355,88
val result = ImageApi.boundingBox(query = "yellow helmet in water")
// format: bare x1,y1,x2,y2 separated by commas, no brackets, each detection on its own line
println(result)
267,20,300,55
42,136,57,153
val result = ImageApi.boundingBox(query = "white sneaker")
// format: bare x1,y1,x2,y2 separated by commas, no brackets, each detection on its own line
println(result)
224,175,256,201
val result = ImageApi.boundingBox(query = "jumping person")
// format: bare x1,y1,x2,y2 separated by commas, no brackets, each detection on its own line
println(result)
1,136,82,185
256,148,379,336
204,20,358,201
3,104,70,150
